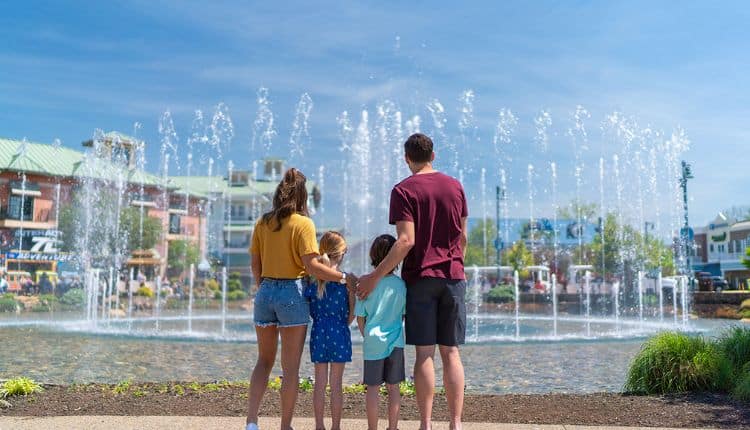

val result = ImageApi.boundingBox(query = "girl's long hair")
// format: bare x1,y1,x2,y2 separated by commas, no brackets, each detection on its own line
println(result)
261,168,309,232
317,231,347,298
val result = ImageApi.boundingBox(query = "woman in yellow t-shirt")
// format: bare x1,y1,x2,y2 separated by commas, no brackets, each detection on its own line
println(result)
245,168,357,430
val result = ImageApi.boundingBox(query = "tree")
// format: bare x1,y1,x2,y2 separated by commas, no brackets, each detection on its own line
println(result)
464,219,497,266
57,189,162,268
167,239,200,275
743,247,750,271
557,200,598,222
501,240,534,278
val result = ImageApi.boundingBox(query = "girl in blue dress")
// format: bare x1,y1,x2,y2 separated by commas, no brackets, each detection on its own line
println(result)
304,231,355,430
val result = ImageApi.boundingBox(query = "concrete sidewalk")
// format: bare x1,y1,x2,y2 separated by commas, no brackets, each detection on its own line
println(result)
0,416,717,430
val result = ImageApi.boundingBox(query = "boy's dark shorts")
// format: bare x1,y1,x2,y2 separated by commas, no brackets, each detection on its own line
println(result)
405,277,466,346
363,347,405,386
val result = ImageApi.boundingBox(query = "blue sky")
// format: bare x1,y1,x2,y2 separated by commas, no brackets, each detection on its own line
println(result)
2,1,749,228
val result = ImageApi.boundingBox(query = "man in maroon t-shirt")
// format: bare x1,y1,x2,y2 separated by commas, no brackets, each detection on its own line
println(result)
357,133,468,430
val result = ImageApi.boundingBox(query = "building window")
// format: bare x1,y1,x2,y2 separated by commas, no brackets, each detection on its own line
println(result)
710,244,714,253
169,214,181,235
7,196,33,220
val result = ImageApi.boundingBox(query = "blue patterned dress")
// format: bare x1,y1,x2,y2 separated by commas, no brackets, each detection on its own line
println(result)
304,281,352,363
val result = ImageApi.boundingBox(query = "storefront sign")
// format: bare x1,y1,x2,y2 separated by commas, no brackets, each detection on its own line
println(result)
5,251,74,262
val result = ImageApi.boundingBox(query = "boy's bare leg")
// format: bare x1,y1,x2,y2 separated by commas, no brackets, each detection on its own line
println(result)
313,363,329,430
329,363,346,430
365,385,380,430
439,345,464,430
414,345,436,430
387,383,401,430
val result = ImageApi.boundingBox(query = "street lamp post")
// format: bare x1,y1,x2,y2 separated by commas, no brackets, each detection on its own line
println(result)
679,161,694,288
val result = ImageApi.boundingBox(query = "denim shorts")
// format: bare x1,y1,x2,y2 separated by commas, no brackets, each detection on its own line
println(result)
253,278,310,327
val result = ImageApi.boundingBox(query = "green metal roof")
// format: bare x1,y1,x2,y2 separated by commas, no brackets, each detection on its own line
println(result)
168,176,316,200
0,136,162,186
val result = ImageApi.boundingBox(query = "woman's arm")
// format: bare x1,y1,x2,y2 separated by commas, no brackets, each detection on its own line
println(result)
301,254,347,283
251,253,262,290
357,316,366,336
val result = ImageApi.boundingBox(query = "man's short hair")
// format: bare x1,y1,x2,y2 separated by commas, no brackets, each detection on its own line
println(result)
404,133,433,163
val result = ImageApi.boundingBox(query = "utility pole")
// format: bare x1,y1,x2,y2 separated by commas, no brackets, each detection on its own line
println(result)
495,185,503,271
679,161,694,286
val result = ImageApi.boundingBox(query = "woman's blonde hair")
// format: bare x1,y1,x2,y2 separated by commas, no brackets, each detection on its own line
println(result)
317,231,347,298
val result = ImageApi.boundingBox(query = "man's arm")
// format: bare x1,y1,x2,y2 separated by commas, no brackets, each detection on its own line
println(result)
356,220,415,300
461,217,468,257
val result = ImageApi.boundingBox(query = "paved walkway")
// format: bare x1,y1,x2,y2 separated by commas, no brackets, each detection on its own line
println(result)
0,416,717,430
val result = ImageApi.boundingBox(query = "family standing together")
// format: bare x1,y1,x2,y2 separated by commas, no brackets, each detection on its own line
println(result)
246,133,469,430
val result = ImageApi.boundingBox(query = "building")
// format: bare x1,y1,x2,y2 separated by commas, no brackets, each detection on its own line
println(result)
170,159,320,279
0,133,207,280
692,213,750,289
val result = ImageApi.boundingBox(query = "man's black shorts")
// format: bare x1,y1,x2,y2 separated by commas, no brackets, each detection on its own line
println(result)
405,277,466,346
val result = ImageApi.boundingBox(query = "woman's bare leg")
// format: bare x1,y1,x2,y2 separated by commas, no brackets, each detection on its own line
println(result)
279,324,308,430
246,324,279,425
329,363,346,430
313,363,329,429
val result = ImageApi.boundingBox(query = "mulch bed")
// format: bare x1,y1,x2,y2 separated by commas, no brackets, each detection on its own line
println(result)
2,383,749,429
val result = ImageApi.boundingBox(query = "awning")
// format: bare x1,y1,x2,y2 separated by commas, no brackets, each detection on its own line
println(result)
131,200,157,207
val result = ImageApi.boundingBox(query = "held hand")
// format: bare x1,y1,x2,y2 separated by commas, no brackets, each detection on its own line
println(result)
356,272,380,300
345,273,359,293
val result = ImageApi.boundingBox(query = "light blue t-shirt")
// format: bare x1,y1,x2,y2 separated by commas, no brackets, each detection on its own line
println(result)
355,274,406,360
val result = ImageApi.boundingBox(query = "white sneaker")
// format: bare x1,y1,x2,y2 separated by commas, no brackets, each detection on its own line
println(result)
245,423,259,430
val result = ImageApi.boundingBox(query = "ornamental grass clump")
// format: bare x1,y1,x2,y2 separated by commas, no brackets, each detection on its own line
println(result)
624,332,732,394
733,368,750,402
716,326,750,374
0,377,43,398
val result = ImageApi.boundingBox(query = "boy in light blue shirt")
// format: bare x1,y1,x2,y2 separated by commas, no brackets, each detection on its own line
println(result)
356,234,406,430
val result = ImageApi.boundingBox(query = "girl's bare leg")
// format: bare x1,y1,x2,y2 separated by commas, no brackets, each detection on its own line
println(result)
313,363,329,430
329,363,346,430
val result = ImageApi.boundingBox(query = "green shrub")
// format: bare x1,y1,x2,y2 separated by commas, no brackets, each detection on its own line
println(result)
204,279,219,291
624,332,733,394
343,383,366,394
716,326,750,373
227,278,242,292
740,299,750,310
741,309,750,319
136,286,154,298
33,294,58,312
60,288,85,308
0,377,43,398
0,296,18,312
733,370,750,402
214,290,222,300
298,377,313,392
227,290,247,301
485,284,515,304
164,298,185,310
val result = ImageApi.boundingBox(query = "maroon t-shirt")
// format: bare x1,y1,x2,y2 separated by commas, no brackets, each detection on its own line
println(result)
389,171,468,285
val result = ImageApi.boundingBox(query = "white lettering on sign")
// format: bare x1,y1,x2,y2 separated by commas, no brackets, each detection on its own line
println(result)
30,236,58,253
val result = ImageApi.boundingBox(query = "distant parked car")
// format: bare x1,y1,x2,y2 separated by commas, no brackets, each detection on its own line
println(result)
711,276,728,291
695,272,714,292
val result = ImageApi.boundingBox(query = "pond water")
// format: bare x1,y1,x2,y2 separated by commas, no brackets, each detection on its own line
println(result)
0,312,737,394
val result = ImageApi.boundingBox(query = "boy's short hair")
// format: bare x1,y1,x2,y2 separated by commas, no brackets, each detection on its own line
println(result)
404,133,433,163
370,234,397,268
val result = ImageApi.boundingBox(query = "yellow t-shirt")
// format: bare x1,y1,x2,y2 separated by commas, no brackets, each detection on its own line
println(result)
250,213,319,279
